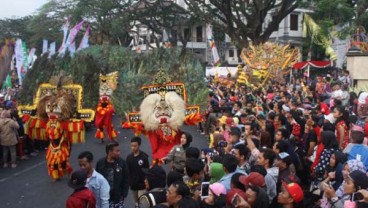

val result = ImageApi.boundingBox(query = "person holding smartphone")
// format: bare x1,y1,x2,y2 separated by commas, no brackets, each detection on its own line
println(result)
199,182,227,208
324,170,368,208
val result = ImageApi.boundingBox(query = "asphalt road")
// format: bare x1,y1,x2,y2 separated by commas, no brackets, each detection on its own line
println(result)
0,117,209,208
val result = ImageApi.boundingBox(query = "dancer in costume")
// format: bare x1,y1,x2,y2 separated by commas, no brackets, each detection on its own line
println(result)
123,69,202,161
95,72,118,142
36,84,76,181
19,74,94,181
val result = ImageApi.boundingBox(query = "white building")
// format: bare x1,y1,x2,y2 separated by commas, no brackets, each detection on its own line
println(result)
131,1,312,65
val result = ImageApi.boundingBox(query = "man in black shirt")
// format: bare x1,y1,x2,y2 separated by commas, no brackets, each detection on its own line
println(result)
96,142,129,208
126,137,149,207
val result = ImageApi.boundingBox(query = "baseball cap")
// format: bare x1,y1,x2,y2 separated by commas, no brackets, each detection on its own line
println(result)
277,152,292,166
209,182,227,196
283,182,304,203
239,172,266,187
226,188,247,206
68,170,87,189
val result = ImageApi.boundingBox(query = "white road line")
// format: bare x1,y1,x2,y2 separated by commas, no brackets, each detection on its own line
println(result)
0,161,45,183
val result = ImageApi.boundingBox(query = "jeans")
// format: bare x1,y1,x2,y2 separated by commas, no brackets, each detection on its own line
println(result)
2,145,16,164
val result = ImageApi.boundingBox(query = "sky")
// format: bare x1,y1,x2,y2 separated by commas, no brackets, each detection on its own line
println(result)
0,0,48,19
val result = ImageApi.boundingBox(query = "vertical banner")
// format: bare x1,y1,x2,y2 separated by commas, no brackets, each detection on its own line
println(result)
65,20,84,52
49,42,56,58
42,39,48,54
22,41,28,76
68,42,76,56
28,48,36,66
58,16,71,54
206,24,220,66
15,39,24,85
162,29,171,48
77,24,90,51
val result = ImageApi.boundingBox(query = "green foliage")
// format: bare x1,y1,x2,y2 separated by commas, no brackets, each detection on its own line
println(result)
18,46,207,117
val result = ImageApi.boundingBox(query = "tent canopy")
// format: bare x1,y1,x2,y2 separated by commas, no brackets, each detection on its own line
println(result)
293,60,331,70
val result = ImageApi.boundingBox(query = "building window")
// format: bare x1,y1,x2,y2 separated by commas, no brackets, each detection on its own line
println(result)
184,28,191,41
229,50,234,58
196,26,203,42
290,14,298,31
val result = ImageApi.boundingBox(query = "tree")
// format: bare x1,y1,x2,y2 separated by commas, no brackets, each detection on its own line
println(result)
128,0,198,51
183,0,302,48
0,16,34,42
71,0,136,45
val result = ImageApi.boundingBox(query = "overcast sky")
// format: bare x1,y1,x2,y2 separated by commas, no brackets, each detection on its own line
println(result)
0,0,48,19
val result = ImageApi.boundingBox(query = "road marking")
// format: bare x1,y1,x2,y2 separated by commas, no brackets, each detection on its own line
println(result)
0,161,45,183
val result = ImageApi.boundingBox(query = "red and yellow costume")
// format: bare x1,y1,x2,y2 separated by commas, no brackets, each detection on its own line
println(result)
18,77,95,181
95,72,119,141
45,116,72,179
95,97,117,141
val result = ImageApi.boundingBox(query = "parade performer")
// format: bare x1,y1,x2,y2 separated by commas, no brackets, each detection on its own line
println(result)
123,69,202,161
19,74,95,181
95,72,118,142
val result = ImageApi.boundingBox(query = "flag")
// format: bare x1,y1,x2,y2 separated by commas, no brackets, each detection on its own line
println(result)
42,39,48,54
58,16,71,54
77,24,90,51
28,48,36,66
15,39,24,85
49,42,56,58
206,24,220,66
2,74,12,89
68,42,76,56
162,29,171,48
22,41,28,76
60,20,84,55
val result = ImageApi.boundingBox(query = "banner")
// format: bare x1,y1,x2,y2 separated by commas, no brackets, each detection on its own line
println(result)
66,20,84,49
58,16,71,54
206,24,220,66
15,39,23,85
77,24,90,51
42,39,48,54
28,48,36,66
68,42,76,56
162,29,171,48
49,42,56,58
22,42,28,76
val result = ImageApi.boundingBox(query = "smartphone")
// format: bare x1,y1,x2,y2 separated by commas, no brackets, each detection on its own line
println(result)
201,182,210,199
352,192,364,201
231,194,240,206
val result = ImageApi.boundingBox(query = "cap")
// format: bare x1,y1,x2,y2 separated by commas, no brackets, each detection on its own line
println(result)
283,182,304,203
349,170,368,190
68,170,87,189
209,182,227,196
239,172,266,187
226,188,247,206
277,152,292,166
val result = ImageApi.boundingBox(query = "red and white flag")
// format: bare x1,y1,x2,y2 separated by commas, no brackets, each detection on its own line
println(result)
77,24,90,51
